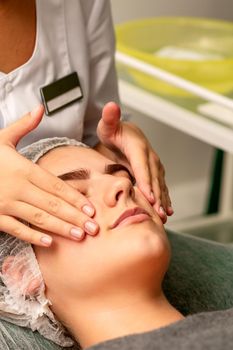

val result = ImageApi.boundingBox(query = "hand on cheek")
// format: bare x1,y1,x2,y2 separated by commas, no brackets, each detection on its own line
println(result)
97,102,173,225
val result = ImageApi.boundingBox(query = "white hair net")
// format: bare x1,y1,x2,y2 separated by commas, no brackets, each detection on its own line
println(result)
0,137,88,347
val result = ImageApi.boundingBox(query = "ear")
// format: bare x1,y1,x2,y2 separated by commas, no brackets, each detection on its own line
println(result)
2,256,15,274
2,256,42,297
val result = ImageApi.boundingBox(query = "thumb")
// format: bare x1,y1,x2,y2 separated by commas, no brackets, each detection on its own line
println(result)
97,102,121,141
0,105,44,147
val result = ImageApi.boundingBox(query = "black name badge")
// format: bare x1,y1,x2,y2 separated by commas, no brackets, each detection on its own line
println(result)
40,72,83,116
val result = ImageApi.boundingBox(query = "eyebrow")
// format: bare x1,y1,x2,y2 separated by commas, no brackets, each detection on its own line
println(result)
58,163,135,183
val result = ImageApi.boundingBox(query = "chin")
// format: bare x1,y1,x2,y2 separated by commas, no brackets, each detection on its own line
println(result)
114,220,171,282
117,217,166,243
133,225,169,261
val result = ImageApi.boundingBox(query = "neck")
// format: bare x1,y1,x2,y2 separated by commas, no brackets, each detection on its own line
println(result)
0,0,32,16
0,0,18,13
62,291,184,348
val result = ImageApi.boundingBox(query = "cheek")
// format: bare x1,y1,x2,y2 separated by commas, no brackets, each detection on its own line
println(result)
35,235,112,299
35,217,169,302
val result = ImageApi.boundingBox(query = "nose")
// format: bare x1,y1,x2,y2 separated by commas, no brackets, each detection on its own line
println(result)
103,176,135,207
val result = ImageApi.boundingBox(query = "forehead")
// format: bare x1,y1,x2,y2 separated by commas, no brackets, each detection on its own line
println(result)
37,146,112,176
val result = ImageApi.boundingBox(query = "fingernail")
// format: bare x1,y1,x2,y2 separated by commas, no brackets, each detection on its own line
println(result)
31,105,43,118
70,227,84,239
159,206,166,215
167,206,174,215
40,235,52,246
82,205,95,217
85,221,98,235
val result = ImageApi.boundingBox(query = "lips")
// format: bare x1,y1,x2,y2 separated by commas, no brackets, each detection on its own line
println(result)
111,207,150,229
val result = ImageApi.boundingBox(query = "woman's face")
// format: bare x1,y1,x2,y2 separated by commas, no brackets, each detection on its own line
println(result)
34,146,170,311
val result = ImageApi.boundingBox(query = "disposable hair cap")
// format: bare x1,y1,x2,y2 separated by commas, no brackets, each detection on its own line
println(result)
0,137,88,347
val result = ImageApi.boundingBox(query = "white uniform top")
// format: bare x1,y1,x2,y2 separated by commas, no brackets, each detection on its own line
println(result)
0,0,119,149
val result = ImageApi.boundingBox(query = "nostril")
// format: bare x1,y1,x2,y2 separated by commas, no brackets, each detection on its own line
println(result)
129,186,135,199
129,187,133,197
115,190,123,201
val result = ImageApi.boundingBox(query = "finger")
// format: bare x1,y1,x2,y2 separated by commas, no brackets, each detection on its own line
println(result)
167,206,174,216
164,187,174,216
148,153,167,222
129,146,155,203
148,152,162,209
97,102,121,141
159,165,167,209
158,165,173,216
27,163,97,215
9,200,98,239
21,184,99,236
0,105,44,147
0,215,53,247
160,189,168,224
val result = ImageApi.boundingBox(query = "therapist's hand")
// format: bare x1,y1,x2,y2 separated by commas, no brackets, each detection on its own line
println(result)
0,106,99,246
97,102,173,223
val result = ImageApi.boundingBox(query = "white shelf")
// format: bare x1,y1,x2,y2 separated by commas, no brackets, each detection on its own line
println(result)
118,79,233,238
119,79,233,154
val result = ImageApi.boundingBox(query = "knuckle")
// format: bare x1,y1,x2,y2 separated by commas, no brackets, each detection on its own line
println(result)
48,199,60,214
53,180,65,194
33,210,49,226
12,225,24,239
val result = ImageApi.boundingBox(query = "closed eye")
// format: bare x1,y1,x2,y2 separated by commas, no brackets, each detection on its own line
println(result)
105,164,136,185
58,163,136,186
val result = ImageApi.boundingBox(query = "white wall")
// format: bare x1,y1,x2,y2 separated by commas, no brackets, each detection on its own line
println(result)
111,0,233,24
110,0,233,222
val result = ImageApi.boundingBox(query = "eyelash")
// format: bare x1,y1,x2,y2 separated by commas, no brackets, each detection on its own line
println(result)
115,171,136,186
127,173,136,185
